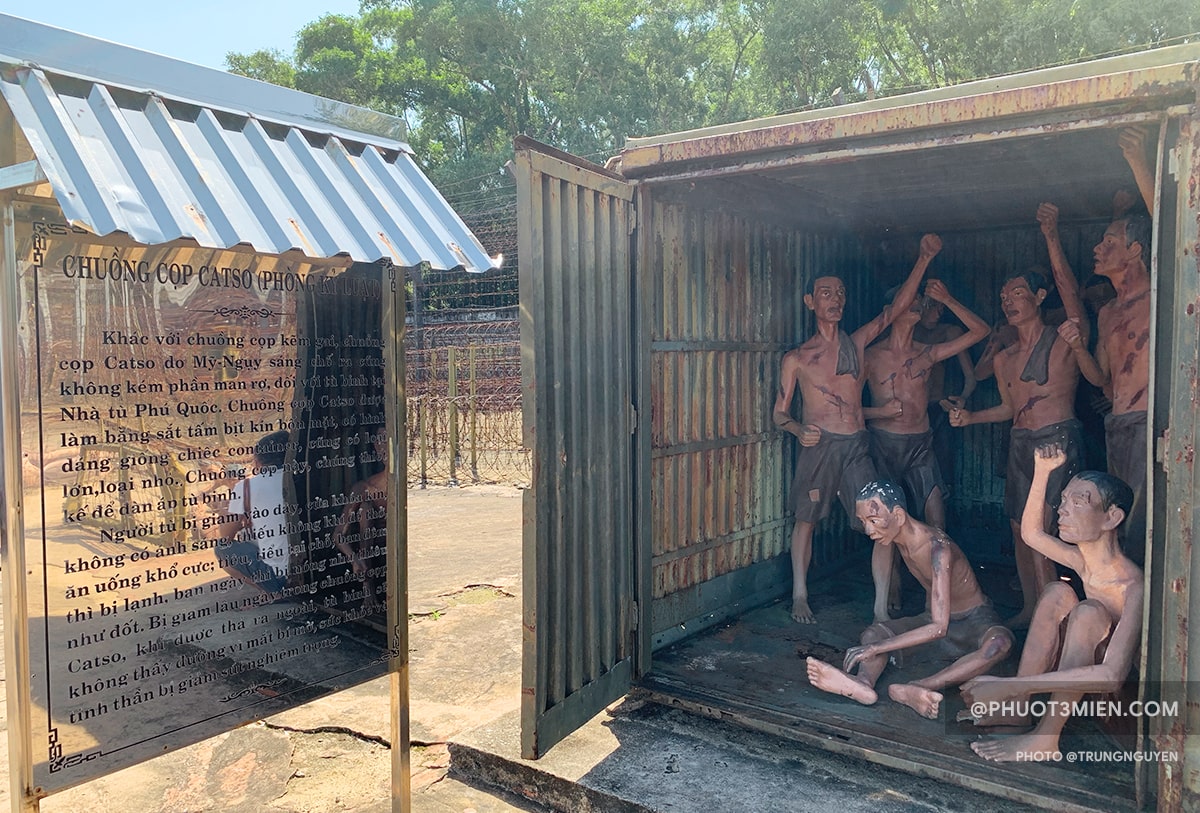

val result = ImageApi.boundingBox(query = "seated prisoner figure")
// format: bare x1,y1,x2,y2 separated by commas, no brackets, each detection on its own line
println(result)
332,432,389,609
949,203,1094,629
806,480,1013,719
962,444,1142,763
864,279,989,529
774,234,941,624
214,431,292,602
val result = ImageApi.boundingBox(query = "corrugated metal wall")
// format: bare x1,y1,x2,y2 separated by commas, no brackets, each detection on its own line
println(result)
646,192,1111,635
515,142,636,757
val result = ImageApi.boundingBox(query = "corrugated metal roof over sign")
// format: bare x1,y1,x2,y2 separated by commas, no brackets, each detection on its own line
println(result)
0,14,499,272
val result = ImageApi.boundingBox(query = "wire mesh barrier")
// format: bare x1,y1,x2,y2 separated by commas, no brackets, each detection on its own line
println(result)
405,336,529,487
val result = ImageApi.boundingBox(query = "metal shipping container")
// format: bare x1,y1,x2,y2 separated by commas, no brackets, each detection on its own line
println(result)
515,44,1200,812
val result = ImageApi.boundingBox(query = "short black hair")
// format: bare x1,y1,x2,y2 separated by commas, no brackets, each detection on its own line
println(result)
857,480,908,513
1003,266,1049,297
806,274,845,296
1071,471,1134,521
254,430,290,468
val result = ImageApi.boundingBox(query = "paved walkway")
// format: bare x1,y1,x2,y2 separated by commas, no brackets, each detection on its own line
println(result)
1,485,532,813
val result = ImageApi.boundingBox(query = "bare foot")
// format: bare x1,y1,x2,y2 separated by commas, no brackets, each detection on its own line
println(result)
791,597,815,624
971,731,1062,762
806,657,878,705
888,683,943,719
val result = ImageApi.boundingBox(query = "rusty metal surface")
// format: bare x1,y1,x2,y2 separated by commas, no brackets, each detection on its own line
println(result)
515,140,636,758
1152,111,1200,811
645,186,1117,633
622,45,1200,172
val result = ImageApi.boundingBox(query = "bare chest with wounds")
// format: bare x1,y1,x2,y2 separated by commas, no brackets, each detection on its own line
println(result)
794,337,866,432
867,345,936,402
998,336,1079,430
1100,297,1151,414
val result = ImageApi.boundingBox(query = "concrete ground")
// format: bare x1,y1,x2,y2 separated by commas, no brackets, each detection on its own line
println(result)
1,484,535,813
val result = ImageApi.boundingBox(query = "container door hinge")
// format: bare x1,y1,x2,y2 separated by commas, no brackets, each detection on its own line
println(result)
628,403,637,434
628,204,637,235
1156,430,1169,474
630,600,639,630
1167,148,1178,179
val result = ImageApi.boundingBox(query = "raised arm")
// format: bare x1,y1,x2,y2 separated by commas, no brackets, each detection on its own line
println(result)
853,233,941,347
923,280,990,364
1036,203,1088,330
1019,444,1083,572
1119,126,1155,215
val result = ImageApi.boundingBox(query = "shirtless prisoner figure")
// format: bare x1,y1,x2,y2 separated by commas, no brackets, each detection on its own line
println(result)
864,278,989,529
806,480,1013,719
949,203,1094,628
1076,127,1155,565
774,234,941,623
962,444,1142,763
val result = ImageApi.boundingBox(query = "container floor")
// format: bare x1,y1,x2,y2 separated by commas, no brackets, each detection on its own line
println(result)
639,556,1143,812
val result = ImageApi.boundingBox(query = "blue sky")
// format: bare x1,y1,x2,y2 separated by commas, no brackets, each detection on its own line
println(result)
1,1,364,70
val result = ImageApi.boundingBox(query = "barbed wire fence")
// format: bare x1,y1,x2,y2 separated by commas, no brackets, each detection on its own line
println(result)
405,178,526,487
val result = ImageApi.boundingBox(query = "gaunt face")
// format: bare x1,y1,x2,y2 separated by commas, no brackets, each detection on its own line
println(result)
1093,219,1138,280
1056,477,1110,545
856,497,902,546
998,278,1042,326
805,276,846,323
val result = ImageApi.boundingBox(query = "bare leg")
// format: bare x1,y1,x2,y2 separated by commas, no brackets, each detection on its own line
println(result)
1006,516,1055,629
961,583,1078,725
871,541,893,622
923,485,946,531
891,626,1013,719
807,625,892,705
973,601,1112,762
791,520,816,623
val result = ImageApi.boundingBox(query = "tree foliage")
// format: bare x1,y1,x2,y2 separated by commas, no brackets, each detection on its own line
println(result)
226,0,1199,195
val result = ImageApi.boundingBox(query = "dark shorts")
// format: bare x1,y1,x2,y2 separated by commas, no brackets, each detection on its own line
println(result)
217,539,287,594
868,426,945,519
877,602,1005,668
1004,419,1085,523
789,430,876,532
1105,410,1147,566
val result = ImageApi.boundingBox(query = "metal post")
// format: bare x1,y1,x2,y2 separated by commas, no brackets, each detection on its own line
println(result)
469,343,479,483
382,261,411,812
2,184,39,813
418,396,428,489
448,347,458,486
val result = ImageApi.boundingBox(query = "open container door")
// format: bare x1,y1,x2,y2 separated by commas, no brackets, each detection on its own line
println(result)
513,136,640,758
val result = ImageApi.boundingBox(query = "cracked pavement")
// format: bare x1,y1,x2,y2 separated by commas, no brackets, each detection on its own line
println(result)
1,484,534,812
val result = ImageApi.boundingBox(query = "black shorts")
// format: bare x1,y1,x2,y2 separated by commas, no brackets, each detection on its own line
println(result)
1105,410,1147,565
868,426,945,518
876,603,1005,668
789,430,876,531
1004,419,1084,523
